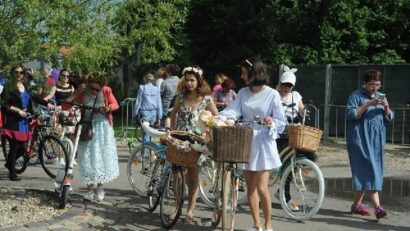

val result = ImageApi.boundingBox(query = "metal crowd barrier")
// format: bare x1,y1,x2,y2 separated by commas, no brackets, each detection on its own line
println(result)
318,104,410,145
120,98,136,138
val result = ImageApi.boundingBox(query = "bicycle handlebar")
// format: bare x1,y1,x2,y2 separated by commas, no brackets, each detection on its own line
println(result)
57,100,95,110
140,120,167,138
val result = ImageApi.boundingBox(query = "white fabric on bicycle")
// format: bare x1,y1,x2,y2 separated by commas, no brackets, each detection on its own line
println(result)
141,121,166,137
219,86,287,171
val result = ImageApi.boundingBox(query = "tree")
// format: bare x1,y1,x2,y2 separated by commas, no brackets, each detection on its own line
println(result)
0,0,121,74
115,0,190,98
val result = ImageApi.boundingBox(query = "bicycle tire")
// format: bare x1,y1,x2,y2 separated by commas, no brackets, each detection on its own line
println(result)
38,134,69,179
127,143,159,197
222,169,237,231
2,136,29,174
279,158,324,221
199,158,248,207
160,166,184,229
147,158,165,212
211,164,223,228
59,185,70,209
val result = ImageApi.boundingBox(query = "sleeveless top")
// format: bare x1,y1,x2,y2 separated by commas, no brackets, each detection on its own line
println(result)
55,84,75,103
175,94,212,134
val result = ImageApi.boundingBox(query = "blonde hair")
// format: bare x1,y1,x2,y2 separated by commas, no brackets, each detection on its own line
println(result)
215,73,228,84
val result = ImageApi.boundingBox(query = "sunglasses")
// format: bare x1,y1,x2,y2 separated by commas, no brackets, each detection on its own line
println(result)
88,86,101,92
14,70,24,75
281,83,294,88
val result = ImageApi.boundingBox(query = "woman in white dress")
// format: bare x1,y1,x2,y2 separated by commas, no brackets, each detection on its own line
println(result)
67,73,120,201
219,57,286,231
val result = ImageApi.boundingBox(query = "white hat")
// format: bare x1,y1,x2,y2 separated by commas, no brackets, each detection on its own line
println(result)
279,65,297,85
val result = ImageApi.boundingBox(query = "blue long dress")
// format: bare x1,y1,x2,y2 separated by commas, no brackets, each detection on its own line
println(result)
346,87,394,191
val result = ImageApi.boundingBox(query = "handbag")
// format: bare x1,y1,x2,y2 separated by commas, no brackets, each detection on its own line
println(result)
78,93,99,141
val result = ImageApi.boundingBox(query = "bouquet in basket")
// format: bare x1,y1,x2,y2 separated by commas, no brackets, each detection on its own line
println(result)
197,111,235,151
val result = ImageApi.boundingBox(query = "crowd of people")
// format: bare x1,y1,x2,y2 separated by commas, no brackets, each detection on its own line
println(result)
0,59,392,230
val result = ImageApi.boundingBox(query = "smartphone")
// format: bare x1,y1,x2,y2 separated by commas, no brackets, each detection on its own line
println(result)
378,93,386,100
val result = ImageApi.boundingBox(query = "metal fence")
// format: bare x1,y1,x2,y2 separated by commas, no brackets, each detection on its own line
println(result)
318,104,410,145
120,98,136,137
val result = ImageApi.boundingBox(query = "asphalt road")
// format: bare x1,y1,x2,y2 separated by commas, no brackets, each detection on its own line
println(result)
1,145,409,231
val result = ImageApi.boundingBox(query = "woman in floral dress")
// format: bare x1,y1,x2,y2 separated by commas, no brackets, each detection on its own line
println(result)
170,66,218,222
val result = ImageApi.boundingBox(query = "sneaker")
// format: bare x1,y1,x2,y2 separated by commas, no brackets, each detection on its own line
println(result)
375,206,387,219
96,188,105,201
247,227,262,231
72,159,77,166
83,191,94,201
351,203,371,216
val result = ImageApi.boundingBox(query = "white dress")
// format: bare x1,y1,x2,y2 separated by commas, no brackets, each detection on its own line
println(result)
219,86,287,171
77,90,120,185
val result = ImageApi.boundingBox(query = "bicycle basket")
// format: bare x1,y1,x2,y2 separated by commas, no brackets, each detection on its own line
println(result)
288,125,323,152
211,126,253,163
166,131,205,167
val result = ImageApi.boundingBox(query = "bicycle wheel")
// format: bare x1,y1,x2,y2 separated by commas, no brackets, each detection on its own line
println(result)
38,134,69,179
278,158,324,221
127,143,159,197
160,166,184,229
199,158,248,207
2,136,29,174
60,137,74,166
222,169,237,231
147,158,166,212
59,185,70,209
211,164,223,228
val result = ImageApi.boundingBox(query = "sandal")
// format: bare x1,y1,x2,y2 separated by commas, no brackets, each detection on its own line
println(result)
375,206,387,219
351,203,371,216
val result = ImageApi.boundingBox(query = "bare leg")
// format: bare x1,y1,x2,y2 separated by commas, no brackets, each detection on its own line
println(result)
244,170,261,230
353,191,365,207
87,184,94,192
256,171,272,230
368,191,380,208
186,166,199,221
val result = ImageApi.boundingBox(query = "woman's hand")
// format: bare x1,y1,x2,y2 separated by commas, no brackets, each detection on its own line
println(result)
98,106,110,114
18,109,27,118
263,116,275,126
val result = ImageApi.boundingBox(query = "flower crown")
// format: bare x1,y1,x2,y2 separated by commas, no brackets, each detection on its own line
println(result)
182,66,203,77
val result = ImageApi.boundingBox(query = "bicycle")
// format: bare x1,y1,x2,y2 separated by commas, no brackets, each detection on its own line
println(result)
210,125,253,231
1,111,69,180
127,120,165,197
56,100,98,209
198,155,248,208
129,121,185,229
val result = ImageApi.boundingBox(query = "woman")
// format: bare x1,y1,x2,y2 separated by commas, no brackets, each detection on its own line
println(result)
1,64,34,181
67,73,120,201
214,78,237,111
170,66,218,222
211,73,228,95
38,66,57,103
346,69,393,219
133,72,162,145
55,69,75,110
219,57,286,231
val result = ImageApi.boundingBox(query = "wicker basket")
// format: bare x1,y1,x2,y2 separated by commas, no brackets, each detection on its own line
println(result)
211,126,253,163
288,125,323,152
166,131,205,167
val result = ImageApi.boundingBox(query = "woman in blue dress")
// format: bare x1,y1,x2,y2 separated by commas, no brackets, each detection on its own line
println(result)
219,57,286,231
346,69,393,219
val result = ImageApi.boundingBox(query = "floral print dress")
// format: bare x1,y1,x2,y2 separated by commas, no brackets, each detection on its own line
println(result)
175,94,212,135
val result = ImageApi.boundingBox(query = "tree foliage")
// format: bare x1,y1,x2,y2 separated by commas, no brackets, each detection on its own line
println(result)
0,0,121,74
185,0,410,66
